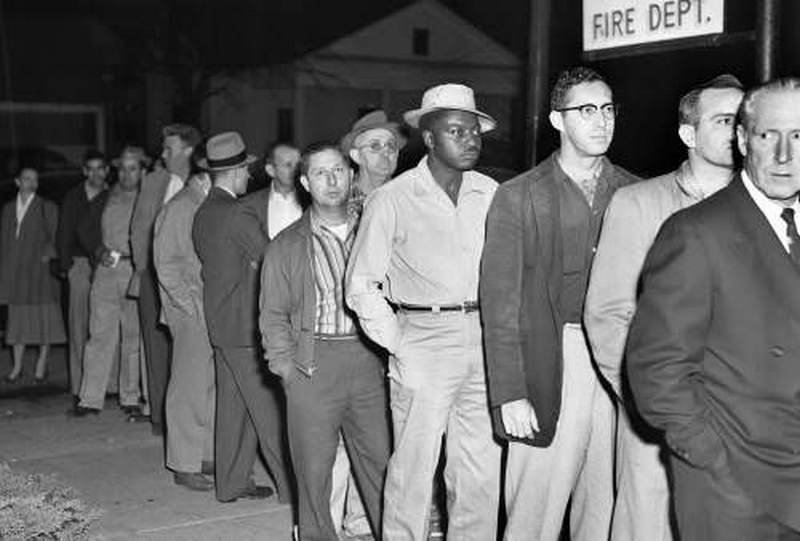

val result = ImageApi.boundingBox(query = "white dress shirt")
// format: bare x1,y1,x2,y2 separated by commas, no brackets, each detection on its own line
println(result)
15,193,35,238
268,185,302,239
741,170,800,254
163,173,184,204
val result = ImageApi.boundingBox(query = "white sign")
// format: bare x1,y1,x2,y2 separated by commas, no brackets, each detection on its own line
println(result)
584,0,724,52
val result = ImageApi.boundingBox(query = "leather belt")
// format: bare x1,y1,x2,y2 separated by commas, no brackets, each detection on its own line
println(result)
395,301,480,313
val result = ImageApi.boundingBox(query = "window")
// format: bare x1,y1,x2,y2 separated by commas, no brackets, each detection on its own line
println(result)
412,28,429,56
277,108,294,142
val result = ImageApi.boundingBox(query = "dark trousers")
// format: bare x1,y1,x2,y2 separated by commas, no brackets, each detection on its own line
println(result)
287,337,390,541
672,456,800,541
214,345,292,503
138,267,171,431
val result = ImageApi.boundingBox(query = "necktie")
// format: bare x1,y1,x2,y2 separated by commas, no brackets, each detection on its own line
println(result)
780,207,800,265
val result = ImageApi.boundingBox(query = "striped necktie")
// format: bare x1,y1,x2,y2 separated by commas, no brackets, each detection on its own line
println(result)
780,207,800,265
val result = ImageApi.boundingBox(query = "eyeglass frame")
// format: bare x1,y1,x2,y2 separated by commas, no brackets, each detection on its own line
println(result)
356,139,401,154
554,102,619,121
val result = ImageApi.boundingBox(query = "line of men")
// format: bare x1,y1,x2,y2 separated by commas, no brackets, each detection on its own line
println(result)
58,64,800,541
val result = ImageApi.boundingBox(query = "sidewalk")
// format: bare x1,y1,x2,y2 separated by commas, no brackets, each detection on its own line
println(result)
0,390,293,540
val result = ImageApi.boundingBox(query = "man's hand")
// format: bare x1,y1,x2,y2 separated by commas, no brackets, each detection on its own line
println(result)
501,398,540,439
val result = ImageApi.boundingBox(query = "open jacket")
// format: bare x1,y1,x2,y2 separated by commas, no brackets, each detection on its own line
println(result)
259,211,318,381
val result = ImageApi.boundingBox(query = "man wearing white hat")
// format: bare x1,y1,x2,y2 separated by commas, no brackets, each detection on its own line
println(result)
346,83,502,540
481,66,638,540
192,131,292,504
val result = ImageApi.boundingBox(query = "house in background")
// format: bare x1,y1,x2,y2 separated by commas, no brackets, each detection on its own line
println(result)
204,0,522,170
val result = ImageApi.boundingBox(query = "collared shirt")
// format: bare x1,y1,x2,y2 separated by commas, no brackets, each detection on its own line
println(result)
102,185,137,255
554,157,616,322
741,170,800,254
268,184,302,239
163,173,184,204
311,212,358,336
346,156,498,353
15,193,34,237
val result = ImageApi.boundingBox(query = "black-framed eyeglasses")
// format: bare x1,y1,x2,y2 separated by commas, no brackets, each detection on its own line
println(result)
555,103,619,121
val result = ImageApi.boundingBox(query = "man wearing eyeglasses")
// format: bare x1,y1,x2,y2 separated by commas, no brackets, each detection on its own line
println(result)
260,142,390,541
341,110,406,217
346,83,501,540
585,74,743,541
481,66,638,541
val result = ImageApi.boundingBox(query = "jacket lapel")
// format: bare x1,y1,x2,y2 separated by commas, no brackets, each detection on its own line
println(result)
727,176,800,312
529,157,563,314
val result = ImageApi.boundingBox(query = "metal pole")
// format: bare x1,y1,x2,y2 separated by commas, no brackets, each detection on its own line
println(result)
0,0,18,153
525,0,551,168
756,0,780,82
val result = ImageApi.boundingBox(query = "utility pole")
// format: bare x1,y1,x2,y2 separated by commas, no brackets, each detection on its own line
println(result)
755,0,780,82
525,0,551,168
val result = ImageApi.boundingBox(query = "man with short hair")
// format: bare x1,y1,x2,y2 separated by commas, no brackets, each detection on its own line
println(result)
261,142,390,541
129,123,202,431
627,78,800,540
193,131,291,504
347,83,501,541
154,171,216,491
584,74,744,541
263,141,302,240
481,67,638,541
56,149,108,401
72,147,148,416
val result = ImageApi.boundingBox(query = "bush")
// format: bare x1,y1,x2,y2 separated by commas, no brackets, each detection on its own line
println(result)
0,463,102,540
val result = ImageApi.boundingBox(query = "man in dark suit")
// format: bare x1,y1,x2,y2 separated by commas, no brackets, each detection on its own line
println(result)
192,131,292,504
128,123,201,432
627,77,800,540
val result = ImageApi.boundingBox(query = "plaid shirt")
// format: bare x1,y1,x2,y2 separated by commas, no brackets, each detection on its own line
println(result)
310,212,359,336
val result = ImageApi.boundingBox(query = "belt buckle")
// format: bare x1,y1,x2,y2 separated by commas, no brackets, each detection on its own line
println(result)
432,305,441,313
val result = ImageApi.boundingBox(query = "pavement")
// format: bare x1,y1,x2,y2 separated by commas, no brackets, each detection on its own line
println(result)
0,345,294,540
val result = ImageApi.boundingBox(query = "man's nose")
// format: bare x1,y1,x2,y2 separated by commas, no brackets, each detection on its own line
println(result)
776,134,793,164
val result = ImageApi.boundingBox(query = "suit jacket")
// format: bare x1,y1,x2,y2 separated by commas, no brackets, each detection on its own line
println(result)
626,175,800,530
585,162,704,398
481,152,637,446
56,181,105,273
153,179,207,326
128,168,171,297
192,186,268,348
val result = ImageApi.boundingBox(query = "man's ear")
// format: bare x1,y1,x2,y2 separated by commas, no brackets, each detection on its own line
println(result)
265,163,276,178
299,175,310,193
421,130,434,151
736,124,748,157
348,148,362,166
678,124,696,149
549,110,564,132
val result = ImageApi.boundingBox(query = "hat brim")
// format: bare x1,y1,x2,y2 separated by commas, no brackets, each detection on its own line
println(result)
341,122,406,153
197,154,258,172
403,107,497,133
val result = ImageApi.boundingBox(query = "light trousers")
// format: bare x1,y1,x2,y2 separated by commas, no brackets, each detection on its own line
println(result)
165,312,215,473
611,405,674,541
383,311,501,541
504,324,615,541
79,261,141,410
67,257,92,396
330,434,370,536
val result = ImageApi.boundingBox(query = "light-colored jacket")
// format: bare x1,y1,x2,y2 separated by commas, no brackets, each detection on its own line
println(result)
153,179,207,326
584,161,708,398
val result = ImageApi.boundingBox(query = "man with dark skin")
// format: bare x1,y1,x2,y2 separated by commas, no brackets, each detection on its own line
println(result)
347,84,501,541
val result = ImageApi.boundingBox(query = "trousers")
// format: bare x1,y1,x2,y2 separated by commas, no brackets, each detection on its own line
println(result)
383,311,501,541
67,257,91,396
503,324,615,541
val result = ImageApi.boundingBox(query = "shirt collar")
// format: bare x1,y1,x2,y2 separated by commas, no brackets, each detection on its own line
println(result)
310,209,357,239
269,182,298,203
675,160,730,201
412,155,489,198
16,192,34,209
